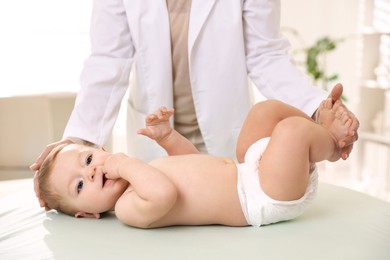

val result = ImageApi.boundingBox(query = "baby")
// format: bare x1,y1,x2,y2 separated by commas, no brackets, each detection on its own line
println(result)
36,89,353,228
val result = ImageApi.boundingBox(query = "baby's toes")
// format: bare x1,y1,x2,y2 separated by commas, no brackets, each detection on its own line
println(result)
332,99,342,111
335,107,344,119
318,101,325,113
324,97,333,109
343,116,353,129
346,120,353,137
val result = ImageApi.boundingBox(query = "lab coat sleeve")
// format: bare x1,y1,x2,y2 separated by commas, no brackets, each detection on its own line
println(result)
243,0,328,116
63,0,134,146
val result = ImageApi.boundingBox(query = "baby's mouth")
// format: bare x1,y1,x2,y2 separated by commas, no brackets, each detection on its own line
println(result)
102,174,108,187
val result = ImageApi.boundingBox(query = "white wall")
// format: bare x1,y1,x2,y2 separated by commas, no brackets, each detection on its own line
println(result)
0,1,92,97
281,0,360,112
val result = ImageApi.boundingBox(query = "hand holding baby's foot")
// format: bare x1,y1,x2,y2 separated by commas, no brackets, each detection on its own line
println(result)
316,84,359,159
318,98,353,161
137,107,174,142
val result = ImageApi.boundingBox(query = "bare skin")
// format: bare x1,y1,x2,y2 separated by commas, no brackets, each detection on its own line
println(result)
137,107,199,155
236,98,352,201
316,83,358,159
31,83,359,210
45,88,353,228
318,98,352,159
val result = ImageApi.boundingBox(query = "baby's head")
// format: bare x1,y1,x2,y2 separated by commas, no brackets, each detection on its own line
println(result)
37,143,128,219
37,143,76,216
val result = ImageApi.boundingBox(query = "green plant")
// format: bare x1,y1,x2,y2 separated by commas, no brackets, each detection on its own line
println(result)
281,28,347,101
305,37,344,92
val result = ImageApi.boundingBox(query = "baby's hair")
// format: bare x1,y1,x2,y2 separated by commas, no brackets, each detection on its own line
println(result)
37,143,76,216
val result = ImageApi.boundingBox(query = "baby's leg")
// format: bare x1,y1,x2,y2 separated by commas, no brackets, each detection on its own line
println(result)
236,100,313,163
258,108,352,201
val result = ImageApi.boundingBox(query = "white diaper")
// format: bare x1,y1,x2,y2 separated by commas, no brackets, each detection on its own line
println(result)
236,138,318,227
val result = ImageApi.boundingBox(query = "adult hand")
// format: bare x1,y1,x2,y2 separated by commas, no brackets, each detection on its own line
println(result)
31,139,74,209
30,139,74,171
323,83,360,159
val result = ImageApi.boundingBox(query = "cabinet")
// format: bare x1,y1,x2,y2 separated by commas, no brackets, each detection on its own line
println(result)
354,0,390,200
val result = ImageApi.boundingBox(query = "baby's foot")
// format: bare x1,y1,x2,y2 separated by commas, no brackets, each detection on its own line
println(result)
315,83,342,125
318,98,352,160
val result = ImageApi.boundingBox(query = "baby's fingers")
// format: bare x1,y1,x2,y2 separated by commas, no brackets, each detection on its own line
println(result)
340,144,353,160
103,171,115,180
157,107,174,119
137,128,152,138
145,114,158,123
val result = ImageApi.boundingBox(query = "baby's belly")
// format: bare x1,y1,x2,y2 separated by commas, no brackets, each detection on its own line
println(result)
151,155,247,226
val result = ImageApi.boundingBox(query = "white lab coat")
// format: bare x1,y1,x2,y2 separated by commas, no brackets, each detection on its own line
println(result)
64,0,327,161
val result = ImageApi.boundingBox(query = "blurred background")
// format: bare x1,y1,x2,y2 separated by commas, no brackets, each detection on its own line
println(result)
0,0,389,201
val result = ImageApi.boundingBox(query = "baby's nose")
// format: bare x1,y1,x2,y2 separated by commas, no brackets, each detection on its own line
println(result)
88,166,96,181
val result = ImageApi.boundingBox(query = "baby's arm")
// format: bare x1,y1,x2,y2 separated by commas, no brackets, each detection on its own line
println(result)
138,107,200,155
103,153,177,228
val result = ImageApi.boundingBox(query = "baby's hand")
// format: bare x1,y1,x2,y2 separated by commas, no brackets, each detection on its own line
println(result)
137,107,174,142
103,153,128,180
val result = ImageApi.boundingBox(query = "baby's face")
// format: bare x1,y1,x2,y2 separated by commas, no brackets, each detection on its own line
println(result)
50,144,128,216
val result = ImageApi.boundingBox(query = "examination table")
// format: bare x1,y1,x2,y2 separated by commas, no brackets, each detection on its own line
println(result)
1,178,390,260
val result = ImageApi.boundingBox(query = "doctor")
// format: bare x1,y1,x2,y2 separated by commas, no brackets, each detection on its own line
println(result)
32,0,359,167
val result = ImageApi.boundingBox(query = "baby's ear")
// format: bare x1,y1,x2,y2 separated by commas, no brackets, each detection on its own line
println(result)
75,212,100,219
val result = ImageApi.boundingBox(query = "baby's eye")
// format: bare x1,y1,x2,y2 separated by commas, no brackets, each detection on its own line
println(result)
77,180,84,194
86,154,93,165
